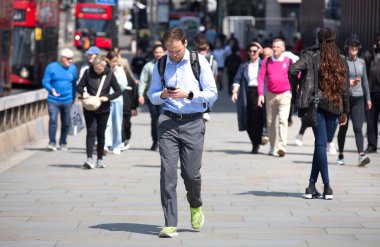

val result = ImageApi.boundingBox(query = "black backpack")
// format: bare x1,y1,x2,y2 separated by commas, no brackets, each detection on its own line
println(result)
157,50,202,90
157,50,210,111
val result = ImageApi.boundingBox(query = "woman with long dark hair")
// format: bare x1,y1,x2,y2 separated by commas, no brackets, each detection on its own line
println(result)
289,28,350,200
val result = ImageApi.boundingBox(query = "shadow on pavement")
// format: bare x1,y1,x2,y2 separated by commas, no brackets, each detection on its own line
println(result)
134,164,160,168
48,164,83,169
235,190,302,198
90,223,161,235
205,149,250,155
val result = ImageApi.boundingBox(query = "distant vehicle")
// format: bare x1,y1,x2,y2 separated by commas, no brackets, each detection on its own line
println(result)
123,15,134,34
0,0,13,96
74,0,118,50
12,0,59,86
169,12,200,49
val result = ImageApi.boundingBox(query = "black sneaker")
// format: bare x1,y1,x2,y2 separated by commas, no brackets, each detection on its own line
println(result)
303,187,322,199
323,185,333,200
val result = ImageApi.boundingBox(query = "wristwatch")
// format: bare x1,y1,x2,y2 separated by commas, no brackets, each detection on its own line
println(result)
187,91,194,100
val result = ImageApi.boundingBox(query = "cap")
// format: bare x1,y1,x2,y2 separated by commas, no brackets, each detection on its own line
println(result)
60,48,74,58
346,37,361,46
86,46,101,55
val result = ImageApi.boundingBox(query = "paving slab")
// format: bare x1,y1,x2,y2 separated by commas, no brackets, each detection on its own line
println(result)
0,89,379,246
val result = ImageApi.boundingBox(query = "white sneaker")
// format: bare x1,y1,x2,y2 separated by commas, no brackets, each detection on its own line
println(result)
336,158,345,165
268,147,279,157
83,158,95,169
358,154,370,167
46,144,57,151
327,142,337,155
203,113,211,122
112,148,121,155
96,159,106,168
295,134,303,146
121,141,130,151
59,145,68,151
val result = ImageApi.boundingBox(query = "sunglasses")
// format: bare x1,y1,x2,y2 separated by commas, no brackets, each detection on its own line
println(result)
249,50,258,54
64,57,73,61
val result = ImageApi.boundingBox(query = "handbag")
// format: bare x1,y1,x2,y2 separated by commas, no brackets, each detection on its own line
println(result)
81,75,106,111
299,53,319,127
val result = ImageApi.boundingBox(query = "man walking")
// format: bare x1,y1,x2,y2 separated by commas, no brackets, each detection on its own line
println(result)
148,28,218,238
138,44,166,151
258,39,297,157
42,48,77,151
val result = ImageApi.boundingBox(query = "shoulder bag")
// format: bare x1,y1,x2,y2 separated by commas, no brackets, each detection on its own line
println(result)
81,75,106,111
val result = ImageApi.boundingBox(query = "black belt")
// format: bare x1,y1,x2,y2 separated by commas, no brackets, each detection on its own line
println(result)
163,110,203,120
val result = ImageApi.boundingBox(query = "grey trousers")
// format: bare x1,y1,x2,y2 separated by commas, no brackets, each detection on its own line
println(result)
158,114,205,227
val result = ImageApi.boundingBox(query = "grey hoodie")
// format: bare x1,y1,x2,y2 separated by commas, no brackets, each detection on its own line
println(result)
345,56,371,101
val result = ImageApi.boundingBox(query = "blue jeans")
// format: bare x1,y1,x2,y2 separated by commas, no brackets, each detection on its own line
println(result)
310,110,338,185
105,101,123,150
47,102,72,146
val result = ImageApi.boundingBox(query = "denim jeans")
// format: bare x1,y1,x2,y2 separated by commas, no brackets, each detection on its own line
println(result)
310,109,338,185
47,102,72,146
105,101,123,150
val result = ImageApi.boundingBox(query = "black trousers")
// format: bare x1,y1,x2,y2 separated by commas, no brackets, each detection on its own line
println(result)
246,86,263,147
83,110,110,160
366,92,380,150
338,96,365,153
122,113,132,142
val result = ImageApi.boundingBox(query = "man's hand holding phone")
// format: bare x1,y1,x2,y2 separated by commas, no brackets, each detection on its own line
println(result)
160,86,177,99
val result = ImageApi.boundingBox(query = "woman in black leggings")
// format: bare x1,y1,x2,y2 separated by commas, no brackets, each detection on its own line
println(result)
337,37,372,166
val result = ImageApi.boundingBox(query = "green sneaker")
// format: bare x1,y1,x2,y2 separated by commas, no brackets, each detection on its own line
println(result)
158,226,178,238
190,207,204,230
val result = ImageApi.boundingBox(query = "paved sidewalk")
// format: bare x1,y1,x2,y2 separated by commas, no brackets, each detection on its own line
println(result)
1,89,379,247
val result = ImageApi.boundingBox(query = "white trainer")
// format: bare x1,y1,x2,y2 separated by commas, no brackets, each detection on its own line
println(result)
327,142,337,155
295,134,303,146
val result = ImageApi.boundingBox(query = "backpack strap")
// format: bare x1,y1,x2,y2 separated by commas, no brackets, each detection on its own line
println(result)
158,51,203,91
190,50,201,89
157,55,167,89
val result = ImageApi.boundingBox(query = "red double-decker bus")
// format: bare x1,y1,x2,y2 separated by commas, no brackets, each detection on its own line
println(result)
74,0,118,50
0,0,13,96
12,0,59,86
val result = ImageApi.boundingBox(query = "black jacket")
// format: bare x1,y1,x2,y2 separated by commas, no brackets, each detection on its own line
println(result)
77,66,121,113
288,47,350,116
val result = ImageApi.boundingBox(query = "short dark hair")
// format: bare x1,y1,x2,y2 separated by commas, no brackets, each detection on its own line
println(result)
194,33,210,51
162,28,187,46
152,43,165,52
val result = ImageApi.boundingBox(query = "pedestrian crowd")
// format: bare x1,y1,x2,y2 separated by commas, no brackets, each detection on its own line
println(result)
41,27,380,238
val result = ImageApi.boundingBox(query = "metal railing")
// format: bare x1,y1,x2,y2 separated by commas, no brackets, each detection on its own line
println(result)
0,89,48,133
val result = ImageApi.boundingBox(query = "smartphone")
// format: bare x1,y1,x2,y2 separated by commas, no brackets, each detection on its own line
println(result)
166,86,176,91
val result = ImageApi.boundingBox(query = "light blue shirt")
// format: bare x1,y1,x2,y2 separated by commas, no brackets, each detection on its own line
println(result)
148,49,218,114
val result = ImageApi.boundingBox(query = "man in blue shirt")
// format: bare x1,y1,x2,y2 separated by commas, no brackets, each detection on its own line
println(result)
148,28,218,238
42,48,77,151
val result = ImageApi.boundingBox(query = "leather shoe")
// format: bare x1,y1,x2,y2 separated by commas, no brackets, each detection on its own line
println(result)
150,141,158,151
365,147,377,153
251,145,259,154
